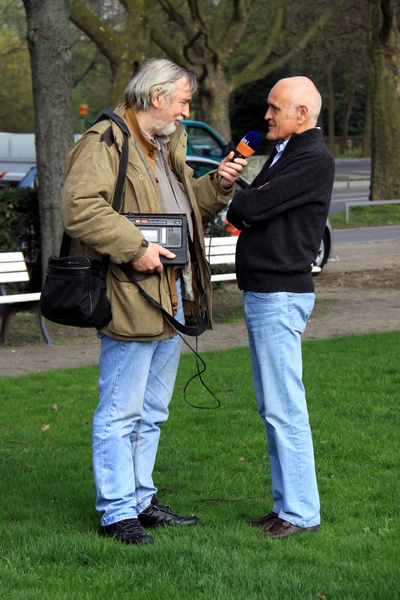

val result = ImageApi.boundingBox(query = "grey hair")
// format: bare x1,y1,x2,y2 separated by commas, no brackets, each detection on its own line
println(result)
124,58,198,110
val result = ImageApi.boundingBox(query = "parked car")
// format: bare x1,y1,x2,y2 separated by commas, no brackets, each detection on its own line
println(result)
17,166,38,188
186,155,332,271
0,169,29,188
182,119,234,159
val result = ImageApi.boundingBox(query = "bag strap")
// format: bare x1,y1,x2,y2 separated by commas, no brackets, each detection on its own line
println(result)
94,109,130,213
59,110,131,258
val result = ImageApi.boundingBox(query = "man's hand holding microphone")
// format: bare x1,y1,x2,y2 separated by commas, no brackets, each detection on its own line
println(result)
217,130,262,187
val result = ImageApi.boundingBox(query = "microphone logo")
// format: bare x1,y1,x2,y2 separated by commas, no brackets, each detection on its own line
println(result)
233,131,262,161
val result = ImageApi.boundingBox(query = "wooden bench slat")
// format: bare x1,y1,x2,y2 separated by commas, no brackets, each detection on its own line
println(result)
0,272,30,283
0,252,25,263
210,273,236,282
0,262,29,273
0,292,41,304
206,246,236,255
208,256,235,265
204,237,238,247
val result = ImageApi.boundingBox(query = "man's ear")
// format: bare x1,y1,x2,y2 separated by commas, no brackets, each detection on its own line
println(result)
298,104,308,124
151,88,163,108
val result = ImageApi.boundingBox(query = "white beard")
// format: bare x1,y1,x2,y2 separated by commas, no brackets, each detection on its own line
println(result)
158,121,177,136
153,114,183,136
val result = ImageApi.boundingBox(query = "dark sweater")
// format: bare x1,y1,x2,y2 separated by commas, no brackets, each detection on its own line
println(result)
227,128,335,293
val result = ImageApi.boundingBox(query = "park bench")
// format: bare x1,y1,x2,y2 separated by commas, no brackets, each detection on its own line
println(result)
205,236,237,282
205,236,321,282
0,251,51,345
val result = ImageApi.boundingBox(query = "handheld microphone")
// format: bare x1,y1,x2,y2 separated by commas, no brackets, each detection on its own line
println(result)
233,131,262,161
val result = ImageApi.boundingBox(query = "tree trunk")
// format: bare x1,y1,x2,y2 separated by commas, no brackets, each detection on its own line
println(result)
368,0,400,200
197,72,234,142
23,0,74,280
70,0,151,108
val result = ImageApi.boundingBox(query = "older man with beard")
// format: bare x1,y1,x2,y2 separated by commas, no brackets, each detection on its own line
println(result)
61,58,245,544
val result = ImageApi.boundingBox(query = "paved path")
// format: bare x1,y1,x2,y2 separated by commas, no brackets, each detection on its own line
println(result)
0,321,250,377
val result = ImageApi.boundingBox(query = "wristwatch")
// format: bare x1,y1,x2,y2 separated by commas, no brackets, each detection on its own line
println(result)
141,238,149,248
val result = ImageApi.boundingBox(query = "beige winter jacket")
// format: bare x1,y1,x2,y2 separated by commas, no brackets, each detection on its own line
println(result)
60,105,233,341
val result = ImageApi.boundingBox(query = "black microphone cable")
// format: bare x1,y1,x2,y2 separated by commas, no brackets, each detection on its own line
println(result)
178,176,225,410
181,132,262,407
178,331,221,410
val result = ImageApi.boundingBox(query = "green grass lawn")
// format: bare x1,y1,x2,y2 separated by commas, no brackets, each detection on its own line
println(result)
1,332,399,599
329,203,400,229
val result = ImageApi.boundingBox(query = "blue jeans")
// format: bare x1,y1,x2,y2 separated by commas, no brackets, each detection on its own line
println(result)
93,280,184,526
243,291,320,528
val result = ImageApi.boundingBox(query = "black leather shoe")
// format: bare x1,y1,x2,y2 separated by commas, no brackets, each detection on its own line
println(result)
138,495,200,527
249,511,278,528
101,518,154,544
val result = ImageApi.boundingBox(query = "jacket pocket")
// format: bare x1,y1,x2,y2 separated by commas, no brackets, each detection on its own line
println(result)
106,269,165,337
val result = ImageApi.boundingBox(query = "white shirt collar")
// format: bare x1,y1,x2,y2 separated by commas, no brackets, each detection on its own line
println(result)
276,139,288,153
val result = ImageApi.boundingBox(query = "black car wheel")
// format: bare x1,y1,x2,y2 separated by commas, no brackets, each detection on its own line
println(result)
314,226,331,269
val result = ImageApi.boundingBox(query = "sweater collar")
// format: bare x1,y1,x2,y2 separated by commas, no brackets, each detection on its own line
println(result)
285,127,322,148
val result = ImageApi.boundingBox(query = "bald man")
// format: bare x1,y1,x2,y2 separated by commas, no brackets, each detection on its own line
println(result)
227,76,335,539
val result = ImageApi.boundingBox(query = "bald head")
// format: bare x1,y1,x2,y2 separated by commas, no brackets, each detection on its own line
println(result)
277,76,321,123
265,76,322,142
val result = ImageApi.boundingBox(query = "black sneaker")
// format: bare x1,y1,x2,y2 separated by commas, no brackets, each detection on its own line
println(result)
101,518,154,544
138,495,200,527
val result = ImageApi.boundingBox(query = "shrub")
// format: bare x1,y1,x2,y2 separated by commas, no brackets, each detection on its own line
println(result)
0,187,41,291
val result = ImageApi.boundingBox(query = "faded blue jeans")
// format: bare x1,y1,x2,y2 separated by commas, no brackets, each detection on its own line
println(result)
243,291,320,528
93,279,184,526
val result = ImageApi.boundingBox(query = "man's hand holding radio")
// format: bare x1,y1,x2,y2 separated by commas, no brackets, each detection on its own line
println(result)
132,242,176,274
